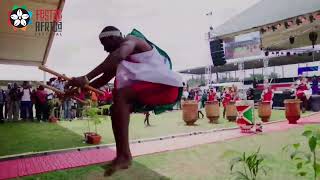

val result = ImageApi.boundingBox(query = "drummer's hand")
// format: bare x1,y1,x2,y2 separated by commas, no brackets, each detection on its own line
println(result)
65,76,89,89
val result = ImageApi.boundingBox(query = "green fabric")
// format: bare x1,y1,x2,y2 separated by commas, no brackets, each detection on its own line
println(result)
242,107,254,124
129,29,173,69
128,29,181,114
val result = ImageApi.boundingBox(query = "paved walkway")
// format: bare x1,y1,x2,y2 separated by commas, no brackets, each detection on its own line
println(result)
0,113,319,179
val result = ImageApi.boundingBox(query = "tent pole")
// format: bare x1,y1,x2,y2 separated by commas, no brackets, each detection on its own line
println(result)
43,71,46,84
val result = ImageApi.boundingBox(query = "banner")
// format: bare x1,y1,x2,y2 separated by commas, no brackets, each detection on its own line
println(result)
298,66,319,75
224,31,262,60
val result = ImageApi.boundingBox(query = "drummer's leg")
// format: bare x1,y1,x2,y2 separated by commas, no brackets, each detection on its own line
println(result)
199,110,204,118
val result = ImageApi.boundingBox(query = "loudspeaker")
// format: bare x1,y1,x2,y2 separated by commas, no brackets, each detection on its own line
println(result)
209,39,226,66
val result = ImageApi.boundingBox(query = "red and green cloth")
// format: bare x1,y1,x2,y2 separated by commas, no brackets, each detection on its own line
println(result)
128,29,182,114
235,101,254,129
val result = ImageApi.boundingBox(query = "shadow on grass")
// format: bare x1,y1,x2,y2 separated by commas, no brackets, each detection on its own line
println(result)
99,161,170,180
19,160,169,180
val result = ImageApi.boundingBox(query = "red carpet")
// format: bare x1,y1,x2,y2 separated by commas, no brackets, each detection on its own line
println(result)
0,148,116,180
0,113,319,179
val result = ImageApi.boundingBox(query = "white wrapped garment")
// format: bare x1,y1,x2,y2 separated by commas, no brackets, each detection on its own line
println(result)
116,47,183,89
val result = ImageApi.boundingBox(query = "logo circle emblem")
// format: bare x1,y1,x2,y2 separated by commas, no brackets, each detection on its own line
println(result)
9,8,30,28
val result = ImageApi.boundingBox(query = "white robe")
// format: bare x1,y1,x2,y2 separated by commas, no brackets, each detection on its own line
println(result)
116,47,183,89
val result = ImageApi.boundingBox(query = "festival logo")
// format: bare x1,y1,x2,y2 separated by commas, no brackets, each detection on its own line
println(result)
7,5,62,36
8,5,32,31
35,9,63,36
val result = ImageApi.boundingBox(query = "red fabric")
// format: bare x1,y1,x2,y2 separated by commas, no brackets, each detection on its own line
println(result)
105,91,112,101
194,95,201,102
263,90,273,101
297,84,308,91
296,84,308,98
222,93,232,107
76,91,85,100
131,81,179,106
36,90,47,104
98,91,112,101
233,96,240,101
208,92,216,101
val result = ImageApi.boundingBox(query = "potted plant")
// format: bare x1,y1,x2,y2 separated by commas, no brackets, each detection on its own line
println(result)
48,98,59,123
83,105,103,144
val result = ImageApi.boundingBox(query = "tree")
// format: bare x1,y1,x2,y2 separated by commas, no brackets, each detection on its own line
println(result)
269,72,279,79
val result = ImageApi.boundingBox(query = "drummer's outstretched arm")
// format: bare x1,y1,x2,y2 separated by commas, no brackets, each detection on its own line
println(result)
85,41,136,81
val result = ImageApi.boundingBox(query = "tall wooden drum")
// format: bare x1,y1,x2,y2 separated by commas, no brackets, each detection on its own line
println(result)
284,99,301,124
205,101,220,123
226,101,237,121
258,101,272,122
182,100,198,125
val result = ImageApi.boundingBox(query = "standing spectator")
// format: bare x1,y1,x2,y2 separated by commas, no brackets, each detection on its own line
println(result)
90,91,98,107
53,77,65,91
311,76,319,95
0,87,5,123
30,89,37,121
70,99,77,120
63,97,72,120
20,81,33,120
5,84,12,120
75,89,85,118
35,85,49,121
9,83,22,121
46,81,55,119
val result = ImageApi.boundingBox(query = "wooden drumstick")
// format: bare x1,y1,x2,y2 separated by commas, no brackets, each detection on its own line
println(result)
38,65,104,95
35,82,88,104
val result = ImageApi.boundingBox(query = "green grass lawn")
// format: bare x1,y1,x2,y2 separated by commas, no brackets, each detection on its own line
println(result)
0,122,86,156
0,108,310,157
19,125,320,180
59,108,306,144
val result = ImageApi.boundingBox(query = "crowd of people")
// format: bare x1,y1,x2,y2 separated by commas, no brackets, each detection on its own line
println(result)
0,78,113,123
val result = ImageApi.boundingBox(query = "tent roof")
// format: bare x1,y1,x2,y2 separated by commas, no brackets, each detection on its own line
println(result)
214,0,320,36
0,0,65,66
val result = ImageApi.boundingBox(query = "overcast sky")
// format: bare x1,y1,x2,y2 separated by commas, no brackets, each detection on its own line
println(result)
0,0,262,81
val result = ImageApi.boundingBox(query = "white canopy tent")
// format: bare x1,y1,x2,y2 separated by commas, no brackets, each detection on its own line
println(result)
0,0,65,66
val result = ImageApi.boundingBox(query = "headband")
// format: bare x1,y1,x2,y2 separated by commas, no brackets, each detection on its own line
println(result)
99,31,121,39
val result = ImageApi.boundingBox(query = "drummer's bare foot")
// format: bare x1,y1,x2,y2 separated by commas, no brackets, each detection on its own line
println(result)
104,155,132,176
